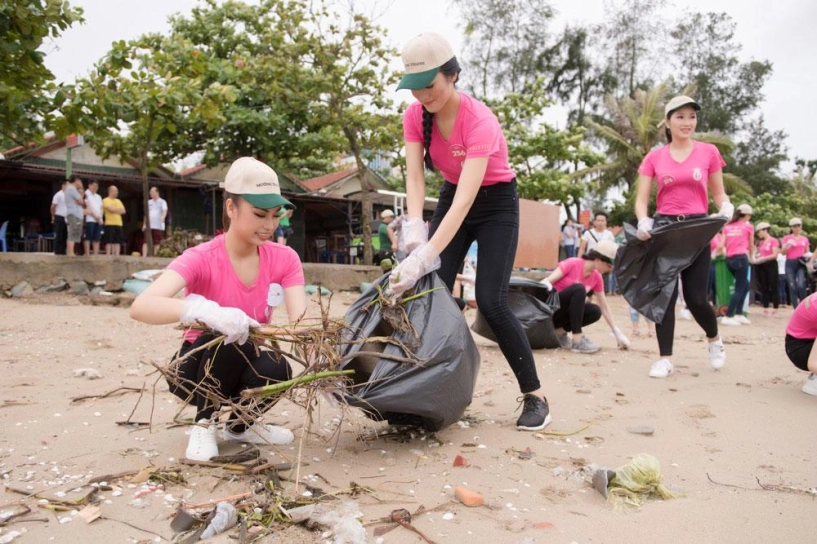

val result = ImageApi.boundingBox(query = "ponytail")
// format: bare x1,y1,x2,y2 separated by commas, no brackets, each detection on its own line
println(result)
422,107,435,172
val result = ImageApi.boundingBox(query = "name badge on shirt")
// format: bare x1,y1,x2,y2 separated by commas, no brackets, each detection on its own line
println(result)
267,283,283,307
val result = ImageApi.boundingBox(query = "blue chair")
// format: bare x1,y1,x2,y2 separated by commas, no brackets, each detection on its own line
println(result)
0,221,8,252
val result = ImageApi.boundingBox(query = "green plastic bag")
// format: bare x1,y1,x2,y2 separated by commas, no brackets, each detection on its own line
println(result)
607,453,682,507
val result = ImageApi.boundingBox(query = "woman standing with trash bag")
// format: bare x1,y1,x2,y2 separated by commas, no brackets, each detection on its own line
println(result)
633,95,733,379
130,157,306,461
782,217,810,308
720,204,756,325
540,240,631,353
753,221,780,316
387,32,552,431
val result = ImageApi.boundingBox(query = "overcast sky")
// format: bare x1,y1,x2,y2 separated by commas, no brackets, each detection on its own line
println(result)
43,0,816,172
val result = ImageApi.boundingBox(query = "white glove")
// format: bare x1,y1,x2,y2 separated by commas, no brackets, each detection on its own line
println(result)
180,294,260,345
637,217,654,241
613,326,630,349
398,217,428,255
540,278,554,291
386,243,441,298
717,201,734,219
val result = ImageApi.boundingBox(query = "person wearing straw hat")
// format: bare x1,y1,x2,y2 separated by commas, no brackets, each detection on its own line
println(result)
130,157,306,461
633,95,732,378
720,203,756,325
388,32,552,431
781,217,810,308
753,221,780,316
540,240,631,353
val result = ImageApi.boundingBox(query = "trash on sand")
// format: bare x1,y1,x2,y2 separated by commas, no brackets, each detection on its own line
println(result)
305,284,331,296
0,530,25,543
71,368,103,380
77,505,101,524
454,486,484,507
199,502,238,540
285,501,366,543
594,453,683,506
626,425,655,436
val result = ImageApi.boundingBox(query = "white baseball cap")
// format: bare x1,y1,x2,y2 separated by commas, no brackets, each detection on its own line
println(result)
222,157,294,210
396,33,456,90
587,240,619,264
380,209,394,218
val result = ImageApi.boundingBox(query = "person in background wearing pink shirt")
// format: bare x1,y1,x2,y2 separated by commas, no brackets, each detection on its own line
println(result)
634,95,733,379
540,240,630,353
781,217,810,308
719,204,756,325
785,292,817,396
130,158,307,461
753,221,780,316
388,32,552,432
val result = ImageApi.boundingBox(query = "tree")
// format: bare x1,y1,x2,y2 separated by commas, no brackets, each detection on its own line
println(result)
55,34,236,255
727,118,789,197
305,2,400,266
0,0,83,148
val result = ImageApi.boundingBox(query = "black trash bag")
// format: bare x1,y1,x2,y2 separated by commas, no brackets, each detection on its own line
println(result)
339,272,480,431
614,216,726,324
470,277,561,349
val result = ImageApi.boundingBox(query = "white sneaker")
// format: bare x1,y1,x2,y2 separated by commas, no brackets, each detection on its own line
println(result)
186,419,219,461
649,358,674,378
734,315,751,325
708,338,726,370
720,316,741,326
680,308,692,320
223,422,294,445
802,373,817,396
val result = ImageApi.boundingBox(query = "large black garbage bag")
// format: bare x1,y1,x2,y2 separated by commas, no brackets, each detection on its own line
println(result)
615,217,726,324
339,272,480,431
471,277,561,349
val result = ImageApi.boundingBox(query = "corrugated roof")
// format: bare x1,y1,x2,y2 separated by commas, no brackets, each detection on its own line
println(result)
302,168,358,192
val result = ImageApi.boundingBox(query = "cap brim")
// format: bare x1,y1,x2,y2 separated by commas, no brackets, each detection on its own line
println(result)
396,67,439,90
243,193,295,210
667,101,701,115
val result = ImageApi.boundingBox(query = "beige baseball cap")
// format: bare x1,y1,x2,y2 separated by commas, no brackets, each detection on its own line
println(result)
396,33,455,90
222,157,294,210
755,222,771,232
790,217,803,227
737,203,753,215
588,240,619,264
380,209,394,218
658,95,701,127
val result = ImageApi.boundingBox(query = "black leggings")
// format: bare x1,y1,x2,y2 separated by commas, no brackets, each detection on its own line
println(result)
654,221,719,357
431,180,540,393
170,334,292,431
551,284,602,334
755,261,780,309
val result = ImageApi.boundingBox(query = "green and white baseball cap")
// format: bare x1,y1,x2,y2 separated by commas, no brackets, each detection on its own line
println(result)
222,157,294,210
396,32,456,90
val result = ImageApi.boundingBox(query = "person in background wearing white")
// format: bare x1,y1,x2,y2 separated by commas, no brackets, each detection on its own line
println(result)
561,218,579,258
142,186,168,256
50,180,68,255
130,158,306,461
83,180,103,256
781,217,810,308
634,95,732,379
753,222,780,316
719,204,755,325
577,211,614,258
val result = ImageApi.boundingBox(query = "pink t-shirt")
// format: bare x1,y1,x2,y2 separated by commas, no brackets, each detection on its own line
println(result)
552,257,604,294
782,234,810,261
723,221,754,257
710,232,723,255
758,237,780,258
786,293,817,339
637,141,726,215
168,235,305,341
403,93,515,185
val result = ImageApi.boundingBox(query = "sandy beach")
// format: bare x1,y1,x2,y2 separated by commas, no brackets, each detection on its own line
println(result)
0,290,813,543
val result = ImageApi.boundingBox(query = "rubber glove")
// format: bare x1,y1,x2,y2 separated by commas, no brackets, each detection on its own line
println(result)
717,201,734,219
540,278,554,291
386,243,441,298
398,217,428,255
180,294,260,345
637,217,654,241
613,326,631,349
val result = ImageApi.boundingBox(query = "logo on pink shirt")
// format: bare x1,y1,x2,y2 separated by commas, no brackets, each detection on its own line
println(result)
661,175,674,185
450,144,466,159
692,168,702,181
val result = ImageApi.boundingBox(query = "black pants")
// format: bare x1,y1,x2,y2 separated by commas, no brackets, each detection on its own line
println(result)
755,261,779,309
431,179,539,393
653,215,719,356
170,333,291,431
54,215,67,255
551,283,602,334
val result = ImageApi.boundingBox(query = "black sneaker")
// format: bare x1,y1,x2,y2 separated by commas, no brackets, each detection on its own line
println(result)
516,394,553,431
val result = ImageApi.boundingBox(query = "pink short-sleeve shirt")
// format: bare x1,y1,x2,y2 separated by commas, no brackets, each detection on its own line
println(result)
782,234,810,261
758,237,780,258
723,221,754,257
638,141,726,215
786,293,817,339
168,235,305,341
403,93,515,185
552,257,604,294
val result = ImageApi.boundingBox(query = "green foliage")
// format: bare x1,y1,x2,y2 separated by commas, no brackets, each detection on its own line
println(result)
0,0,83,148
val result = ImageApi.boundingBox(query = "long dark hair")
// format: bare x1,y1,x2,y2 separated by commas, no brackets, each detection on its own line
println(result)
421,56,462,172
222,192,242,231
